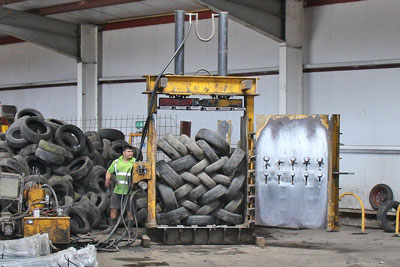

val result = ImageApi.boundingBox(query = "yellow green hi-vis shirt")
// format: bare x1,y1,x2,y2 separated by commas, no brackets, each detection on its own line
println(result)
107,155,135,194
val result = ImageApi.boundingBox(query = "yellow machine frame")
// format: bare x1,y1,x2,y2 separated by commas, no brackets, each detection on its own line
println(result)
143,75,258,227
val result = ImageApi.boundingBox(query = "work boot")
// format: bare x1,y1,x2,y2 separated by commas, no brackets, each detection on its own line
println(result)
103,218,117,234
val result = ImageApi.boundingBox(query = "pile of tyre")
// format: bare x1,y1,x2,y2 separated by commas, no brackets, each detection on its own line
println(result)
156,129,247,226
0,108,146,235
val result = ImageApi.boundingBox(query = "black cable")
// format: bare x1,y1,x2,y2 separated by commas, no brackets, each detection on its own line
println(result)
137,13,194,160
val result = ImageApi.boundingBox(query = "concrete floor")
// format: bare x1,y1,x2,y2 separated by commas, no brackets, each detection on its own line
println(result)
96,226,400,267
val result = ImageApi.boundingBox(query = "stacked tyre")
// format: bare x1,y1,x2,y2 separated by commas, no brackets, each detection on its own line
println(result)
0,107,146,234
156,128,247,226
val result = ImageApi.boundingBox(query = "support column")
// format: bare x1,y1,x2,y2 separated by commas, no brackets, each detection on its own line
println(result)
77,25,99,131
278,0,304,115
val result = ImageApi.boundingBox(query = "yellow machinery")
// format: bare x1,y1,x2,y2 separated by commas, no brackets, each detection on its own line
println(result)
0,105,16,133
143,75,258,244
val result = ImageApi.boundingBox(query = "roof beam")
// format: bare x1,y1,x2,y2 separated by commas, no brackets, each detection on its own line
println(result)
32,0,144,16
200,0,284,42
0,7,79,58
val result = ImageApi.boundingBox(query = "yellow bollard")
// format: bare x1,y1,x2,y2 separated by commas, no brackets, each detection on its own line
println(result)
395,203,400,236
339,192,366,233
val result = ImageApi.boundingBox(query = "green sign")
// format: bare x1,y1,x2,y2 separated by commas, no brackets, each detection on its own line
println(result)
135,121,145,129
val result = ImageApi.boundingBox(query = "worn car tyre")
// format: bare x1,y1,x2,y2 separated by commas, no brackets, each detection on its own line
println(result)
51,165,70,176
195,200,221,215
157,139,180,160
5,125,29,148
369,184,394,210
168,154,197,173
179,200,200,212
15,108,43,120
204,156,228,174
195,128,230,156
211,174,232,186
157,207,190,225
224,192,244,213
136,197,148,209
163,134,188,156
64,206,91,235
157,183,178,211
226,174,245,200
184,215,216,226
98,128,125,141
0,140,15,154
156,160,183,190
178,134,204,160
102,139,111,160
55,124,86,154
196,140,219,163
109,142,125,160
213,208,243,225
0,158,23,173
174,184,194,200
12,155,30,176
189,159,209,175
179,172,201,186
38,139,66,156
197,172,217,189
67,156,93,181
135,208,148,224
377,200,399,232
85,131,102,143
87,165,107,193
223,148,246,176
95,192,109,212
81,136,96,159
200,184,227,205
188,184,207,202
25,155,51,177
20,117,51,143
19,144,37,157
44,118,66,132
35,147,65,165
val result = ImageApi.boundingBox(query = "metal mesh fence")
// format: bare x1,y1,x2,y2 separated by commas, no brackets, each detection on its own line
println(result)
58,114,179,161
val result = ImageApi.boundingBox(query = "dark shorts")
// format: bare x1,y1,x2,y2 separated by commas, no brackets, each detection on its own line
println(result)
110,193,134,212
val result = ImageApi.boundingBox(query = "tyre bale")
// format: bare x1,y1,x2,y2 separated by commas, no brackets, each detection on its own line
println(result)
5,125,29,148
211,174,232,186
12,155,30,176
183,215,216,226
196,140,219,163
98,128,125,141
226,174,245,200
224,192,244,213
204,156,228,174
168,154,197,173
189,159,209,175
197,172,217,189
163,134,188,156
15,108,43,120
20,117,51,143
195,200,221,215
180,172,201,185
38,140,66,156
200,184,227,205
25,155,51,177
35,148,65,165
174,184,194,200
369,184,394,210
213,208,243,225
188,184,207,202
179,200,200,212
64,206,91,235
223,148,246,176
157,139,180,160
178,134,204,160
377,200,399,232
195,128,230,156
55,124,86,154
157,183,178,211
66,156,93,181
156,160,183,190
19,144,37,157
157,207,190,225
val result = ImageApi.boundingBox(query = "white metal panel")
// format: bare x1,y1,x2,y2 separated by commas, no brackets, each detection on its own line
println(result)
0,86,77,118
0,42,76,85
304,0,400,64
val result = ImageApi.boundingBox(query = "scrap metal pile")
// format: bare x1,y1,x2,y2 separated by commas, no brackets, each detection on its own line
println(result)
156,129,247,225
0,108,146,235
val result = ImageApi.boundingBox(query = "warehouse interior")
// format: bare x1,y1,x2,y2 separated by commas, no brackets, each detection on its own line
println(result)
0,0,399,266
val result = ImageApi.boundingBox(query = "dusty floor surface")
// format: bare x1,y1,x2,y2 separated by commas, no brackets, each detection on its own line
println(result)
96,226,400,267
